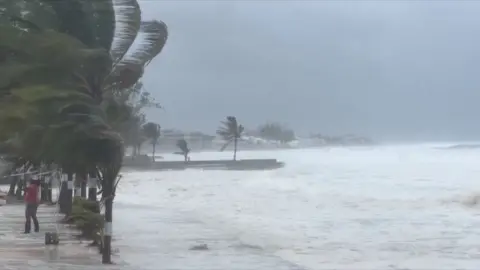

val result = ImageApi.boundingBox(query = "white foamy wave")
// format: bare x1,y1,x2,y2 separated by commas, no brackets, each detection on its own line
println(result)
114,145,480,270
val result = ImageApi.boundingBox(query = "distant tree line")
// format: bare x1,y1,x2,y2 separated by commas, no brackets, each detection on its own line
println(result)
255,122,296,143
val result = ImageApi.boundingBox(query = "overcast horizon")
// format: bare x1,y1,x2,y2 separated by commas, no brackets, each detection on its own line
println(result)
137,0,480,142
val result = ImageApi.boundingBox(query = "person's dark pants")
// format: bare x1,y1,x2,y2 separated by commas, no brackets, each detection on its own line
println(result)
25,203,39,233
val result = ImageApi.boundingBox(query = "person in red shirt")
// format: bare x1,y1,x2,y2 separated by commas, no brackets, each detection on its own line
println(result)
24,179,40,233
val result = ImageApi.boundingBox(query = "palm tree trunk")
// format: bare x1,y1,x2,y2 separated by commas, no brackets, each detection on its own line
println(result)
66,172,74,216
81,179,87,198
8,175,17,196
102,175,114,264
47,176,53,203
152,143,156,162
74,169,87,198
59,178,67,213
233,136,237,161
15,177,24,200
40,176,47,202
74,173,82,197
88,170,97,201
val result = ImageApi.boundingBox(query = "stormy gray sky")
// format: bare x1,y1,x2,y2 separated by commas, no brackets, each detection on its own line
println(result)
138,0,480,141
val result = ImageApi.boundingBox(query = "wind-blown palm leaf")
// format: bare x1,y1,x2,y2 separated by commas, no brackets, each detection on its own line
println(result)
219,140,231,152
38,0,97,47
90,0,116,51
110,0,141,65
0,25,111,101
37,0,115,50
125,20,168,67
216,116,243,140
216,116,244,158
0,0,59,30
105,20,168,91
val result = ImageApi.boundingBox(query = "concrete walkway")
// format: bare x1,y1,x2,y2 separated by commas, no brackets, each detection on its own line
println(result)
0,203,130,270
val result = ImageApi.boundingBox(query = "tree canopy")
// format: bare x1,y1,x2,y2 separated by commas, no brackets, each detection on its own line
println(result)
0,0,168,264
257,122,296,143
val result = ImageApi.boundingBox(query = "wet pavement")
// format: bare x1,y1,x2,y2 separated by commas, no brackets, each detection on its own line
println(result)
0,203,130,270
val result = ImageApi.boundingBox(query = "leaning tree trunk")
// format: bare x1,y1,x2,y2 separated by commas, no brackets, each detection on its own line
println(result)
102,174,114,264
8,175,17,196
16,168,27,199
40,175,48,202
15,177,24,200
233,136,238,161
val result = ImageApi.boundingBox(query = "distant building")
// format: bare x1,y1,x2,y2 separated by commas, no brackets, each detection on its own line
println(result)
156,130,216,152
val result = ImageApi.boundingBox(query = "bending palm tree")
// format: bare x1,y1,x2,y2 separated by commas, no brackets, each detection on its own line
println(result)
216,116,244,161
176,139,190,162
0,0,169,264
142,122,161,162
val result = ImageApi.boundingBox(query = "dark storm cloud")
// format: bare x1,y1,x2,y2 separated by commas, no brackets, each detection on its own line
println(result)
138,0,480,141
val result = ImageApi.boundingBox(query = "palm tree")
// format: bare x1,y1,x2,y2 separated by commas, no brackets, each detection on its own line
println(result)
176,139,190,162
142,122,161,162
216,116,244,161
0,0,168,264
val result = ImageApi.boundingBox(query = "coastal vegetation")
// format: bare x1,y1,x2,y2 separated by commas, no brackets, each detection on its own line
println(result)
123,119,374,163
0,0,373,263
143,122,161,161
67,197,103,248
176,139,190,161
255,122,296,143
216,116,245,160
0,0,168,264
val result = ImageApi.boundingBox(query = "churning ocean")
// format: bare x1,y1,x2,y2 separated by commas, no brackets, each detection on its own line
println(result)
110,144,480,269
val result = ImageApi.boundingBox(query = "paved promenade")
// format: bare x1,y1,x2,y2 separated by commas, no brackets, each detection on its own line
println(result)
0,202,130,270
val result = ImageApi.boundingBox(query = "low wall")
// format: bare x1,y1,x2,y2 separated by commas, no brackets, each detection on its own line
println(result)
123,159,284,171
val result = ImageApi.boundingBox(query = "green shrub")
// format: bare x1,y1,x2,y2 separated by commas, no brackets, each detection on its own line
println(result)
68,197,103,242
73,197,100,213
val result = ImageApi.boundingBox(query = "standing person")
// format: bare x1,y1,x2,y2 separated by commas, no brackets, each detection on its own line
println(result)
24,179,40,233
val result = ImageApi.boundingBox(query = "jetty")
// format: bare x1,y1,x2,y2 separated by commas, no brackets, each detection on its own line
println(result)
123,158,285,171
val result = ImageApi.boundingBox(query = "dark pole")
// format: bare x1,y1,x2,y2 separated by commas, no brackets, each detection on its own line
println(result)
102,178,113,264
40,175,47,202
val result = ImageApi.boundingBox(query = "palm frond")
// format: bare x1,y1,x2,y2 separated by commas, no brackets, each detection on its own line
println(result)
110,0,141,65
124,20,168,67
219,140,232,152
105,20,168,91
176,139,190,154
91,0,116,51
216,116,244,139
39,0,97,47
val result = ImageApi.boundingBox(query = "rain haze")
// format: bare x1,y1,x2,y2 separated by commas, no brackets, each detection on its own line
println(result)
5,2,480,269
140,0,480,142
